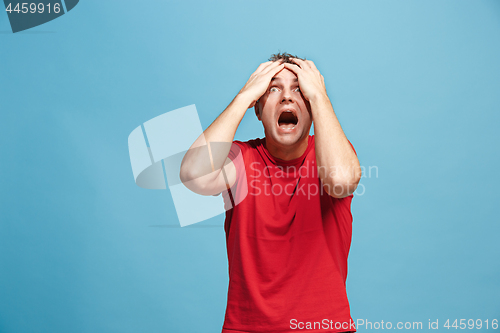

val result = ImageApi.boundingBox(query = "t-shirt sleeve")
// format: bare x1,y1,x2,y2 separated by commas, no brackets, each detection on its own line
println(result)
218,140,249,210
226,140,247,192
347,139,357,156
227,140,245,163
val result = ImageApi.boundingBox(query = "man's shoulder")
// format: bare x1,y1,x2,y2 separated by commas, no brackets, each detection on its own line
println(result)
227,138,262,163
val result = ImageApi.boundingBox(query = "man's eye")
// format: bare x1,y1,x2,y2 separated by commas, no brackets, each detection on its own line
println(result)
270,87,279,92
294,87,300,92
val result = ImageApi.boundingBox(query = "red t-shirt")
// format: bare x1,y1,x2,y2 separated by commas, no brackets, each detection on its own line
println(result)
221,135,356,333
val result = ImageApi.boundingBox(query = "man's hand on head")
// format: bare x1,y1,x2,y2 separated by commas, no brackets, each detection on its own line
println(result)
283,58,328,104
238,60,286,109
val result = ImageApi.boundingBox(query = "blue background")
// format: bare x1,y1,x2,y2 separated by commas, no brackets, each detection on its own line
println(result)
1,0,499,332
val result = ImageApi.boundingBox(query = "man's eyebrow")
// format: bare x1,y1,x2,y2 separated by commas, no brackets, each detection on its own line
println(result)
270,77,299,82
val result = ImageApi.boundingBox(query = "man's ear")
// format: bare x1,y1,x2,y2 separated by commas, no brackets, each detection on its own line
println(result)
254,100,262,121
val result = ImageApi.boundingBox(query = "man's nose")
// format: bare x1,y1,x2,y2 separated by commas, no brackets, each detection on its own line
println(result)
281,90,293,103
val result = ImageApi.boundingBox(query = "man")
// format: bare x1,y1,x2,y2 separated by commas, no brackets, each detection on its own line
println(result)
180,53,361,333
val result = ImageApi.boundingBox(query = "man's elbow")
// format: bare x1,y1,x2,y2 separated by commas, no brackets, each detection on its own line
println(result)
179,159,208,186
179,165,224,196
179,165,192,185
323,175,361,198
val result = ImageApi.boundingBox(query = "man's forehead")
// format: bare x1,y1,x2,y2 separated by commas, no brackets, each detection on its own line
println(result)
271,68,298,82
271,76,298,83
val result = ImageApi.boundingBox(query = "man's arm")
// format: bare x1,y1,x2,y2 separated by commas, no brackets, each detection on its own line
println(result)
284,59,361,198
179,60,285,196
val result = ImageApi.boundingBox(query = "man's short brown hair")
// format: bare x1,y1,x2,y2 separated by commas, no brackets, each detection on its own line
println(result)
269,52,306,64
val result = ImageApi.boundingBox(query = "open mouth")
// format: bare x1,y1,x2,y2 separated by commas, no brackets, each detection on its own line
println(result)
277,110,298,130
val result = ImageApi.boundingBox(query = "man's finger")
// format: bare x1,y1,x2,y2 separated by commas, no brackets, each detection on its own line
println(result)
306,60,318,71
262,61,285,77
290,57,310,70
283,62,301,75
265,63,285,80
252,61,274,76
257,59,283,76
254,60,282,75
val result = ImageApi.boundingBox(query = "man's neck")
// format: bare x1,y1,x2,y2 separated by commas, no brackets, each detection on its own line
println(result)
264,136,309,161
